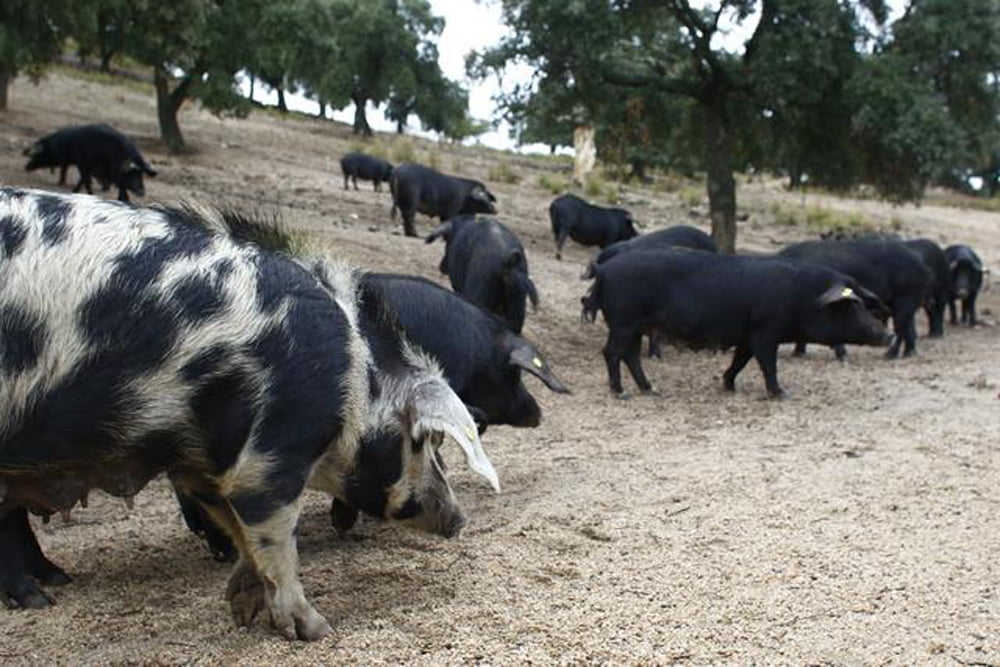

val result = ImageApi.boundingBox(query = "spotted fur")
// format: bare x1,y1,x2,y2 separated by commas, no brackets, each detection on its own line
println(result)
0,188,498,639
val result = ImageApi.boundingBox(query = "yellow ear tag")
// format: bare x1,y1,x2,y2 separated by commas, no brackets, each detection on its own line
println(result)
532,357,543,368
466,426,477,440
841,287,854,298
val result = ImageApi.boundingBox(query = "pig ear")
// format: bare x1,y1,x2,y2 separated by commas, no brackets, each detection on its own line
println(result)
407,377,500,492
470,187,492,204
509,342,571,394
121,158,139,173
816,283,862,308
24,143,43,158
425,221,452,244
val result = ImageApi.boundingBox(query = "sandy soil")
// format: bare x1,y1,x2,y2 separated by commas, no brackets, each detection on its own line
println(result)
1,72,998,665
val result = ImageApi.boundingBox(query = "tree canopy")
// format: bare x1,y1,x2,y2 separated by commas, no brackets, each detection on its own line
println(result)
1,0,475,150
472,0,1000,251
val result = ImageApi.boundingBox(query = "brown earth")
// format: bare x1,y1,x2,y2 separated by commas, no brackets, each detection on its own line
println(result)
0,72,998,665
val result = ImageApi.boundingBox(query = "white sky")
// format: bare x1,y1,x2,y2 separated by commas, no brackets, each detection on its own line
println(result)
248,0,905,153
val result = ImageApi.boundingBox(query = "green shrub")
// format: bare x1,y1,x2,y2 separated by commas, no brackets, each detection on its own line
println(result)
771,203,800,227
584,173,620,204
537,172,570,195
679,187,702,208
488,161,521,184
389,138,416,164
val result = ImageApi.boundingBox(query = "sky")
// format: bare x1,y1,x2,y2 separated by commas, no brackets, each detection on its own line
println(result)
245,0,526,151
246,0,905,153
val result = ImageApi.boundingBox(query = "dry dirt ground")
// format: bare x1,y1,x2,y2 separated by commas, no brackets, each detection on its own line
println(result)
1,73,998,666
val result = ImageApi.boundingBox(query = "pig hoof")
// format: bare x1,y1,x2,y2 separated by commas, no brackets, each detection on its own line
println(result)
227,565,266,628
3,578,55,609
614,391,632,401
640,388,661,397
272,602,331,641
295,608,333,641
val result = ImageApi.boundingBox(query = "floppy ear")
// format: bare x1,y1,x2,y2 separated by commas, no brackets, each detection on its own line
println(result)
509,342,571,394
406,377,500,492
121,158,140,173
425,221,452,244
816,283,862,308
469,186,492,204
23,143,43,158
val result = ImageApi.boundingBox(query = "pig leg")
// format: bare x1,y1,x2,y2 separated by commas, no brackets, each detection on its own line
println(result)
792,342,807,357
15,510,70,586
175,489,236,562
948,299,958,325
646,331,662,358
402,209,418,238
723,344,752,392
554,226,570,260
0,508,68,609
190,485,329,640
885,313,904,359
343,174,350,190
57,163,69,186
965,294,977,325
352,175,359,191
603,328,632,397
750,339,784,398
902,316,918,356
621,335,654,394
889,300,919,357
228,496,330,641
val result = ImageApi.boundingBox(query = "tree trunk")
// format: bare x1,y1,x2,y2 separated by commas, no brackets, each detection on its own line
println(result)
353,95,372,136
247,74,255,101
704,104,737,254
0,66,10,112
317,99,326,118
629,158,651,184
573,124,596,185
154,66,187,153
97,13,114,72
276,86,288,113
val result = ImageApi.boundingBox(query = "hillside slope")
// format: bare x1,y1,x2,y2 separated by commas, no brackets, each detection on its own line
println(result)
1,72,998,665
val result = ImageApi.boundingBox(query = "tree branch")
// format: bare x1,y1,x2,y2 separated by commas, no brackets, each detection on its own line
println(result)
601,61,701,97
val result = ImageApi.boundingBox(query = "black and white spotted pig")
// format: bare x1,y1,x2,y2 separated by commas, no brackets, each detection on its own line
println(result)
0,188,499,640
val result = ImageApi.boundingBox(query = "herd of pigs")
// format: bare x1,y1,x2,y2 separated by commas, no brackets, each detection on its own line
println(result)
0,123,987,640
